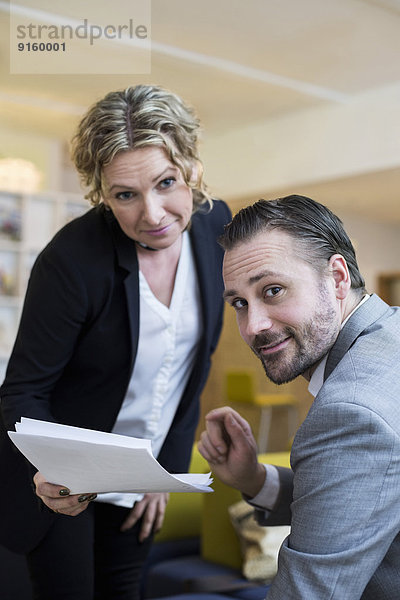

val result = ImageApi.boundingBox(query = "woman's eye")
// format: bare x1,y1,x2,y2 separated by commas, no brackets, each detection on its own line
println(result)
159,177,176,189
115,191,134,201
265,286,282,298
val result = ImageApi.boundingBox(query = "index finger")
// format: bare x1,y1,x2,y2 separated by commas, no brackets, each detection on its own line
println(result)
204,406,242,453
206,407,255,451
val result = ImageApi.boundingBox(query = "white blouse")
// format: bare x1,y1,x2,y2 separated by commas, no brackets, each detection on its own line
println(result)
96,232,202,507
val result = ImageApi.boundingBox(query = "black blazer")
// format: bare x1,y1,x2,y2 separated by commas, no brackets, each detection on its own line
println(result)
0,200,231,553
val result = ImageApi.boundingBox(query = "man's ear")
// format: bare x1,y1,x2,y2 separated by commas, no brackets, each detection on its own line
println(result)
328,254,351,300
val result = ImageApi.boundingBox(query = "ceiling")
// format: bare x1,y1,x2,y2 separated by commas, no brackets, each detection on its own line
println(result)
1,0,399,221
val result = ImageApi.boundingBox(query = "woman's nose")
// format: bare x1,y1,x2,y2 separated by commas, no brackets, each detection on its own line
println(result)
142,195,164,224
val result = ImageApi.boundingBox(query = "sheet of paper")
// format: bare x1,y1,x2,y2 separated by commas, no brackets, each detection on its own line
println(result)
9,418,213,494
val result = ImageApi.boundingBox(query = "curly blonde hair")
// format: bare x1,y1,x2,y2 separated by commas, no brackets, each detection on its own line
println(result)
71,85,212,211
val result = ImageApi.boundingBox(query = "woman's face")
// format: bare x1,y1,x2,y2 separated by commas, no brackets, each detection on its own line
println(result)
102,146,194,249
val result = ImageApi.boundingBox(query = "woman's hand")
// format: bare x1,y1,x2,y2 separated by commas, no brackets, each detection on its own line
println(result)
120,492,170,541
33,471,97,516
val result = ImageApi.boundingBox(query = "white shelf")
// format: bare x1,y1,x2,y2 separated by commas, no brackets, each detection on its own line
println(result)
0,190,88,370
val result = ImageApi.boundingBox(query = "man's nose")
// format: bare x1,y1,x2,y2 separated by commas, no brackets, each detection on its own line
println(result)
244,305,274,339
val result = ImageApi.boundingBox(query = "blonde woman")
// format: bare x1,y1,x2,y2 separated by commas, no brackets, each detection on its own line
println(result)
0,85,231,600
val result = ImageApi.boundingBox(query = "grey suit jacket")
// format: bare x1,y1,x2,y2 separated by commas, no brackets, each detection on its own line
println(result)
259,294,400,600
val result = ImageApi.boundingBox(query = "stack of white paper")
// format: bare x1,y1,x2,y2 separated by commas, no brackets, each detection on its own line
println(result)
8,418,213,494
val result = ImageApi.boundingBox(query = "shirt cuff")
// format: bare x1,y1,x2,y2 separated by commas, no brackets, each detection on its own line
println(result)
247,464,280,511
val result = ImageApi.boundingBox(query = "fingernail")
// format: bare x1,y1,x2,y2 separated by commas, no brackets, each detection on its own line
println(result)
59,488,70,497
78,493,97,503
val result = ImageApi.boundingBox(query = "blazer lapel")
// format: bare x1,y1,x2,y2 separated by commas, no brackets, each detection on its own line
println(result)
189,215,214,345
104,208,140,372
324,294,390,381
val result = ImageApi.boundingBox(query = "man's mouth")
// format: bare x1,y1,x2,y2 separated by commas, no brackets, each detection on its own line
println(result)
255,336,291,356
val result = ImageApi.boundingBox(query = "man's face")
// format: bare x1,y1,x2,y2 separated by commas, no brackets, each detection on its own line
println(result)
223,229,342,384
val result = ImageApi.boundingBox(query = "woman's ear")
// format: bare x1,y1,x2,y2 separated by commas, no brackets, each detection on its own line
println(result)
329,254,351,299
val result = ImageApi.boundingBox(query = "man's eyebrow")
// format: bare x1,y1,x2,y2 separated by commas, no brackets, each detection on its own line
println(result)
223,289,237,301
248,271,277,285
223,271,281,301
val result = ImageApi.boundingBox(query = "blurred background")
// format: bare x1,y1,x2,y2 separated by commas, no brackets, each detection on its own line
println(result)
1,0,400,448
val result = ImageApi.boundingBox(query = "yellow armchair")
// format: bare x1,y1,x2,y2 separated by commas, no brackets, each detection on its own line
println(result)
225,369,298,452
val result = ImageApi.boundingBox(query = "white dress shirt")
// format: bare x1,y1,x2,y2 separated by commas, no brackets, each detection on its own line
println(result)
96,232,202,507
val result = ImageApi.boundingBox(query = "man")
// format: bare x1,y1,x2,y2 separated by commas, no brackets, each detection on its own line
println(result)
199,195,400,599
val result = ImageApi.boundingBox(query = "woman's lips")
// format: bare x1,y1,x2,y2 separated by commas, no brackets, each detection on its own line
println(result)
145,223,172,236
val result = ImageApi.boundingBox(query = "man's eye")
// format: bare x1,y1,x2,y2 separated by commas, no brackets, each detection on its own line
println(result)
265,286,282,297
231,298,247,309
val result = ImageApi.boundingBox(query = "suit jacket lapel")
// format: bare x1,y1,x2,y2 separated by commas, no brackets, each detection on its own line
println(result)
103,208,140,373
324,294,390,381
189,215,214,345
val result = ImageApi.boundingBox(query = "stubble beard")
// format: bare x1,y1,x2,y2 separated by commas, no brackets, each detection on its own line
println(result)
251,292,339,385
